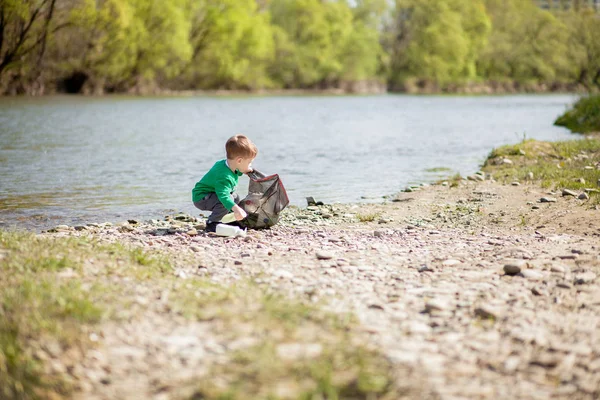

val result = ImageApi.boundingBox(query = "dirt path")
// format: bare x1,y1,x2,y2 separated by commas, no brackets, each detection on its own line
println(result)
47,180,600,399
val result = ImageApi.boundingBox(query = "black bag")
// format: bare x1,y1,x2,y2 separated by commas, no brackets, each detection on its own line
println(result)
239,170,289,229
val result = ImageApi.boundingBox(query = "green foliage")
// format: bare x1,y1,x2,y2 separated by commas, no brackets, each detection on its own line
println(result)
1,0,600,93
555,95,600,133
389,0,491,87
478,0,570,83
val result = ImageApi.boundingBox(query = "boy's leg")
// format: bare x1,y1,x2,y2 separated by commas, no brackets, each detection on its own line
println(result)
194,193,240,223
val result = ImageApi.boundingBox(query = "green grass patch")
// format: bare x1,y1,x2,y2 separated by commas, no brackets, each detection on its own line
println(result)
0,230,173,399
356,212,381,223
483,138,600,204
182,282,409,400
555,95,600,134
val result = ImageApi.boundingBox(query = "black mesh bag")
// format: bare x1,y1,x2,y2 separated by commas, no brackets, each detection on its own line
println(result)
239,170,289,229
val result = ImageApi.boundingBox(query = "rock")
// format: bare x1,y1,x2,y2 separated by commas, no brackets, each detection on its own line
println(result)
527,172,534,180
186,229,198,236
306,196,316,206
562,189,578,197
550,265,566,273
442,259,461,266
540,197,557,203
55,225,70,231
190,245,201,253
503,262,525,275
578,192,589,200
374,230,386,238
511,182,520,186
520,270,544,280
575,271,596,285
475,305,502,320
425,299,449,312
316,251,333,260
502,158,513,165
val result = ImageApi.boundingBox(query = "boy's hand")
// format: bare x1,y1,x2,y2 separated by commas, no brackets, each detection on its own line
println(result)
232,205,247,221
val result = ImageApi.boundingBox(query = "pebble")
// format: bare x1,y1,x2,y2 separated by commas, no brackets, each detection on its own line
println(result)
503,263,523,275
550,265,565,273
511,182,520,186
520,270,544,280
578,192,589,200
562,189,578,197
540,197,557,203
316,251,333,260
442,259,461,266
475,305,502,320
374,230,386,238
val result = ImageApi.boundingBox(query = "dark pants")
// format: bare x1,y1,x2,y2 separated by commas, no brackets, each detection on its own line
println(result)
193,193,239,223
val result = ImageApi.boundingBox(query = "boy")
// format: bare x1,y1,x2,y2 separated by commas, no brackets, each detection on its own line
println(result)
192,135,257,232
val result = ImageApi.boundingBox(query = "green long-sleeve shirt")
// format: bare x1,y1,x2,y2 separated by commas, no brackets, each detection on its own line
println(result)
192,160,243,210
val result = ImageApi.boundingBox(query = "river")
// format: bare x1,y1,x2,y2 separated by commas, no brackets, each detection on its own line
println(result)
0,94,577,229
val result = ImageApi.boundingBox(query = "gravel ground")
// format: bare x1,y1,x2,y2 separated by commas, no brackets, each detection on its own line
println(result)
45,179,600,400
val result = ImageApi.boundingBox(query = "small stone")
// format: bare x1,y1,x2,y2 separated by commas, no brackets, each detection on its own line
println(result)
550,265,565,273
575,271,596,285
511,182,520,186
532,205,540,210
578,192,589,200
502,158,513,165
306,196,316,206
186,229,198,236
503,262,524,275
425,299,449,312
442,259,461,266
55,225,70,231
316,251,333,260
520,270,544,280
475,305,502,320
562,189,578,197
190,245,201,253
527,172,534,180
540,197,557,203
234,260,242,265
374,230,386,238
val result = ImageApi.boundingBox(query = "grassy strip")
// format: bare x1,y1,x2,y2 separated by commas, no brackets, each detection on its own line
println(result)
555,95,600,134
178,283,409,400
482,137,600,203
1,231,409,400
0,230,172,399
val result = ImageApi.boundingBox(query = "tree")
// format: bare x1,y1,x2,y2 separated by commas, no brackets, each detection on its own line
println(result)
181,0,275,90
387,0,491,88
0,0,62,90
478,0,570,84
559,9,600,88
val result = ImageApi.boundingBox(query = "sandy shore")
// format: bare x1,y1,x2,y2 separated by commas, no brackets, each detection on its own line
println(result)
37,177,600,400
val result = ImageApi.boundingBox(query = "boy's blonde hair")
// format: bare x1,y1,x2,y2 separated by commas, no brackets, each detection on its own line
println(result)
226,135,258,159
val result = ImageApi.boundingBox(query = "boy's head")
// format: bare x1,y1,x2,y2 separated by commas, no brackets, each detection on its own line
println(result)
226,135,257,173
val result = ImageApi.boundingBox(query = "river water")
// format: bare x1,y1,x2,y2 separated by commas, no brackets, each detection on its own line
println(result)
0,94,577,229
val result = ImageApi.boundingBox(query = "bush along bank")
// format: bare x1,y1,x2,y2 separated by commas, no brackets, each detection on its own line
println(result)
555,94,600,134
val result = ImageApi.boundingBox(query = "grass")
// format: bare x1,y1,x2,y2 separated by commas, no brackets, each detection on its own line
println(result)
183,283,409,400
555,94,600,134
1,230,411,400
482,137,600,204
0,230,173,399
356,212,381,223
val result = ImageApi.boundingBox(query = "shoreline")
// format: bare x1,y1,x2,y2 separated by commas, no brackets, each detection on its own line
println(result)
0,81,595,98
